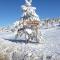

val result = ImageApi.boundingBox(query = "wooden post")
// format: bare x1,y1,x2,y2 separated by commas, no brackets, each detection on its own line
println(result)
36,25,39,42
23,18,24,28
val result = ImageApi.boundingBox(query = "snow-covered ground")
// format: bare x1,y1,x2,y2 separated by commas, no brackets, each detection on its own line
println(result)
42,27,60,52
0,27,60,60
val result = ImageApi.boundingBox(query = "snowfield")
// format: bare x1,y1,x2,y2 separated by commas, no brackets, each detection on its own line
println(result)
0,27,60,60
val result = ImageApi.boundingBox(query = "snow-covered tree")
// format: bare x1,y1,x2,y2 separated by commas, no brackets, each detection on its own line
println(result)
21,0,40,21
11,0,42,43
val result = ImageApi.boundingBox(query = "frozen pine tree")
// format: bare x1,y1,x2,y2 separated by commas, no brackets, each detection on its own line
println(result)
11,0,43,43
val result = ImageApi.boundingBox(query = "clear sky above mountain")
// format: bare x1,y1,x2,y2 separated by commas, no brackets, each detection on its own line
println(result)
0,0,60,26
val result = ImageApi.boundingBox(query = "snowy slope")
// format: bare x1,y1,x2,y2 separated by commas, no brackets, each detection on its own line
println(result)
42,27,60,54
0,27,60,60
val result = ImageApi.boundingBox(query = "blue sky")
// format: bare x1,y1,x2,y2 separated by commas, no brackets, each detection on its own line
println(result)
0,0,60,26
